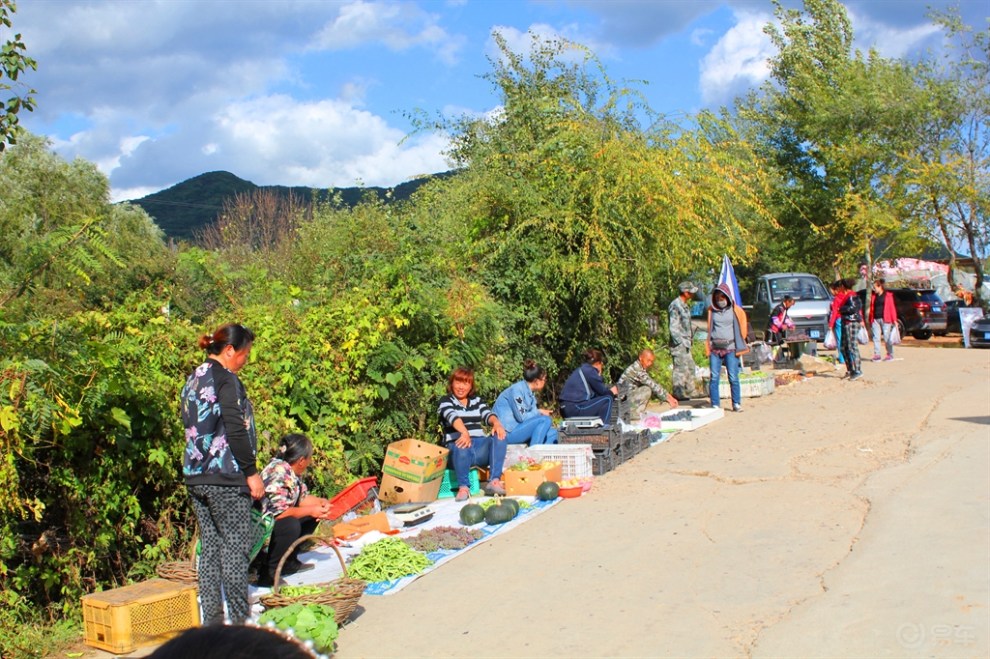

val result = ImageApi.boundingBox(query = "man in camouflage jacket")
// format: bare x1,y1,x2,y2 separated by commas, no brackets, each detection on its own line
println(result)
617,349,678,420
668,281,699,400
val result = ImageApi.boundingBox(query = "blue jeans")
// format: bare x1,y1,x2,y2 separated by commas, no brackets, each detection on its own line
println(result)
835,322,844,363
709,350,741,408
448,435,507,487
504,415,558,445
560,396,612,425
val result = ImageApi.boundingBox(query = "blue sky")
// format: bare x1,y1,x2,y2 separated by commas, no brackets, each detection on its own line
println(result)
11,0,988,202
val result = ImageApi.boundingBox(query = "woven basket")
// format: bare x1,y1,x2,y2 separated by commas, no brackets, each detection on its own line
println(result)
258,534,365,626
155,538,199,584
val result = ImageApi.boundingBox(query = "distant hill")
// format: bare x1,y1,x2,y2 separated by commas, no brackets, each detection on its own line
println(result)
126,170,450,239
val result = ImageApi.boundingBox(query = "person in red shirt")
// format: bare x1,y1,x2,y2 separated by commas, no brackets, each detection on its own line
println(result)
866,278,898,361
829,279,864,380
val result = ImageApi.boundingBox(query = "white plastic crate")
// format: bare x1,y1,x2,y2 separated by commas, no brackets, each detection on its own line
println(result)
714,373,775,399
525,444,594,479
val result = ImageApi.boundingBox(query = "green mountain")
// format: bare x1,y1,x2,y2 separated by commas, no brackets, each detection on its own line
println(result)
126,170,449,239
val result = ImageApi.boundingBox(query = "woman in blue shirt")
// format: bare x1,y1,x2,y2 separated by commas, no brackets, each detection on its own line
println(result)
493,360,558,445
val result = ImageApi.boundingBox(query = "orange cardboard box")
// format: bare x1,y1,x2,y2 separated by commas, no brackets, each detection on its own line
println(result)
378,473,443,505
503,462,563,496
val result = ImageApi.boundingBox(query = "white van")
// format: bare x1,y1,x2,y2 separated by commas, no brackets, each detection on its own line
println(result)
750,273,832,342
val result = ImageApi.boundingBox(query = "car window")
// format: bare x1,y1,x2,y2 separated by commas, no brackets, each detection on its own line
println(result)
893,289,941,303
768,276,829,302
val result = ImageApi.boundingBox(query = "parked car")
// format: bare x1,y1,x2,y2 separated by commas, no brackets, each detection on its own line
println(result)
889,288,947,340
858,288,948,340
969,315,990,348
749,273,832,342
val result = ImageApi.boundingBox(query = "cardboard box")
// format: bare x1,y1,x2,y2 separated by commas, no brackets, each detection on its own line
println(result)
503,462,563,496
332,511,391,539
382,439,449,483
378,473,443,505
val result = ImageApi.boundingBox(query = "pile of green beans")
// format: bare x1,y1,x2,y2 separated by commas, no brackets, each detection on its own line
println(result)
347,537,432,582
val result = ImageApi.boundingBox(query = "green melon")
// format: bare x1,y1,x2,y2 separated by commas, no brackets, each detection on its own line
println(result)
459,503,486,525
484,503,516,525
501,498,521,516
535,481,560,501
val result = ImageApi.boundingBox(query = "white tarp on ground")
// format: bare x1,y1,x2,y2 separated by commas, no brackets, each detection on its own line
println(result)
249,495,562,608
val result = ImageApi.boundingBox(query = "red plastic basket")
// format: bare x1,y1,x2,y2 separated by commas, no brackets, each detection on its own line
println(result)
328,477,379,520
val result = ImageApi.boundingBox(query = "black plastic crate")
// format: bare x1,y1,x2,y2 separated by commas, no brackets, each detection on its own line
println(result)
591,446,618,475
614,432,640,463
624,428,650,453
560,425,621,449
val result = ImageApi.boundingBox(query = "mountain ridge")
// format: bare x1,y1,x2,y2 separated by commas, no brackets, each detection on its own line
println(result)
128,170,449,239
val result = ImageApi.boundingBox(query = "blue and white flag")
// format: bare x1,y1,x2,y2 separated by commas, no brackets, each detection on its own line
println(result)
718,254,743,306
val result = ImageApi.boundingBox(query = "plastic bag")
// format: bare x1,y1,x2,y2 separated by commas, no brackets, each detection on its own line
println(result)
823,328,837,350
889,324,902,345
856,325,869,345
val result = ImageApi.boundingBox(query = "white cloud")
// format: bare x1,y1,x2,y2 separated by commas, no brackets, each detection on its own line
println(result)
311,0,466,65
847,8,942,59
698,10,774,106
105,94,451,199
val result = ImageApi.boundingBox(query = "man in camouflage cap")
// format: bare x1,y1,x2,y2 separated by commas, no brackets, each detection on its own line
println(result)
668,281,699,400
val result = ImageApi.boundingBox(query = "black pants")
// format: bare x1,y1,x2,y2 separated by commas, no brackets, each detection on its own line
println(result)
264,515,318,577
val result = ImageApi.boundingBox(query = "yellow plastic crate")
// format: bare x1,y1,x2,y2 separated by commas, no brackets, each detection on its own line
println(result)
82,578,199,654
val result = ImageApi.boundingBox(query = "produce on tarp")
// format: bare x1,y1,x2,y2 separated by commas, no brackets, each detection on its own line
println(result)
536,481,560,501
347,537,432,582
459,503,486,525
484,501,516,525
401,526,484,553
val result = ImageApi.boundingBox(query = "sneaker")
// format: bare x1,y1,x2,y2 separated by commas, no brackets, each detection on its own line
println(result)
732,404,743,413
884,355,894,361
454,486,470,502
871,354,881,362
483,479,506,496
256,571,275,588
281,559,315,576
849,372,863,381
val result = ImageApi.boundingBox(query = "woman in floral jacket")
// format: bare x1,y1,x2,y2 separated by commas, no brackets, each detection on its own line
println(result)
258,433,334,587
180,323,263,625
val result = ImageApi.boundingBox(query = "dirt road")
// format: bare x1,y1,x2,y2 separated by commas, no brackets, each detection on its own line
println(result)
334,344,989,658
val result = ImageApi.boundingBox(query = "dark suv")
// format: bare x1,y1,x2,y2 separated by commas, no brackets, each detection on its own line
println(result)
889,289,947,340
859,288,948,340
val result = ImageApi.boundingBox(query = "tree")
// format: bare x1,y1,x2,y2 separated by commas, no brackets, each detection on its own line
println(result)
904,10,989,306
737,0,931,280
424,32,772,373
0,0,36,151
0,134,169,316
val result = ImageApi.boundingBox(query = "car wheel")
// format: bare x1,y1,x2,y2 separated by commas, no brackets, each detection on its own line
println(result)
897,320,906,339
912,330,933,340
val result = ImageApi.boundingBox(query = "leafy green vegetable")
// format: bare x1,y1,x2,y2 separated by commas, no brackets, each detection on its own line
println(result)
257,603,339,653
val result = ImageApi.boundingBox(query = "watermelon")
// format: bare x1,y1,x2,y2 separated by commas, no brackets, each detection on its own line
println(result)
459,503,486,525
536,481,560,501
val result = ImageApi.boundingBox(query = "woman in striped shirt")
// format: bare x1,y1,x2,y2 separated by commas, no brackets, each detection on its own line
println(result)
437,367,507,501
